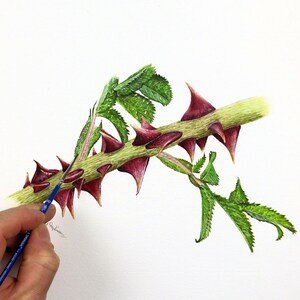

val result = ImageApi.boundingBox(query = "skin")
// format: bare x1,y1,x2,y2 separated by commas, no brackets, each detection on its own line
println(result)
0,204,59,300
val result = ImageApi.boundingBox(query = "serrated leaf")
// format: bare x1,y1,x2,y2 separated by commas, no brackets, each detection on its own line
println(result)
242,203,296,240
100,108,129,143
275,225,284,241
74,112,92,157
157,156,190,175
140,74,172,106
87,124,102,155
200,151,219,186
96,76,119,114
117,93,155,123
192,154,206,173
196,185,216,242
178,158,193,171
114,64,156,96
216,195,254,252
229,179,249,204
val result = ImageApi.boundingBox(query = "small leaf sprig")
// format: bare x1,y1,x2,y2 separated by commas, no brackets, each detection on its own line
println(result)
75,64,172,160
158,151,296,251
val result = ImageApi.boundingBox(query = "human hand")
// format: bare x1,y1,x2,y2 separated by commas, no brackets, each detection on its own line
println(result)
0,204,59,299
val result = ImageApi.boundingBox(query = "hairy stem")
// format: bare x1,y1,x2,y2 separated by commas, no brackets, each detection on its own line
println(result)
9,96,269,204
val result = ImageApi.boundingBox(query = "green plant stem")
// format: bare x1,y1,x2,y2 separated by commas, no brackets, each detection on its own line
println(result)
158,152,203,187
9,96,269,205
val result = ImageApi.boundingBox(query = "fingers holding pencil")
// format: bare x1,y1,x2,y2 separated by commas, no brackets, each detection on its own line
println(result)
0,204,59,299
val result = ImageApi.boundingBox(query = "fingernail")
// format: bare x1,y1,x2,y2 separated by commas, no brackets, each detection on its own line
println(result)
30,204,55,217
47,204,56,214
29,208,45,220
38,224,51,242
28,204,43,210
28,205,44,217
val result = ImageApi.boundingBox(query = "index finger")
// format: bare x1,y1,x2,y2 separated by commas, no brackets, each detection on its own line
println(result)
0,205,45,240
0,204,56,261
5,204,57,251
0,204,56,240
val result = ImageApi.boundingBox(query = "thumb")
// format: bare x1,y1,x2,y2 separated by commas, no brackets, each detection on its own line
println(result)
14,224,60,299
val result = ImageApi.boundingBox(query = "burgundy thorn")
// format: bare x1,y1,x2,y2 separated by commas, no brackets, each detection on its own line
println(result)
209,121,226,143
31,161,59,184
224,126,241,163
66,188,75,219
101,129,124,153
73,178,85,198
92,148,97,156
57,156,69,171
141,117,156,130
97,164,112,176
182,83,215,121
55,189,69,216
196,137,207,152
214,126,241,162
32,182,50,193
82,178,102,206
118,156,150,195
23,172,31,189
132,124,161,146
146,132,182,151
64,169,84,183
179,138,196,161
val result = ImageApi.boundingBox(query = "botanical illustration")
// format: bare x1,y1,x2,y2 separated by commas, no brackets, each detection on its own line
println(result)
8,65,295,251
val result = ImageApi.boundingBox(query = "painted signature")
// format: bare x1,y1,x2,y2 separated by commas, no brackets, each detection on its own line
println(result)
46,222,66,238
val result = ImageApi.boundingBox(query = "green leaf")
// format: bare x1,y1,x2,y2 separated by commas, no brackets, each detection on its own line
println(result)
100,108,129,143
117,93,155,123
114,64,156,96
87,124,102,155
192,154,206,173
275,225,284,241
196,185,216,242
157,156,190,175
178,158,193,171
74,111,92,157
200,152,219,186
216,195,255,252
96,76,119,114
229,179,249,204
140,74,172,106
242,203,296,240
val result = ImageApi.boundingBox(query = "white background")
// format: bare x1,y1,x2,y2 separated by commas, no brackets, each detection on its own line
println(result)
1,1,300,299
